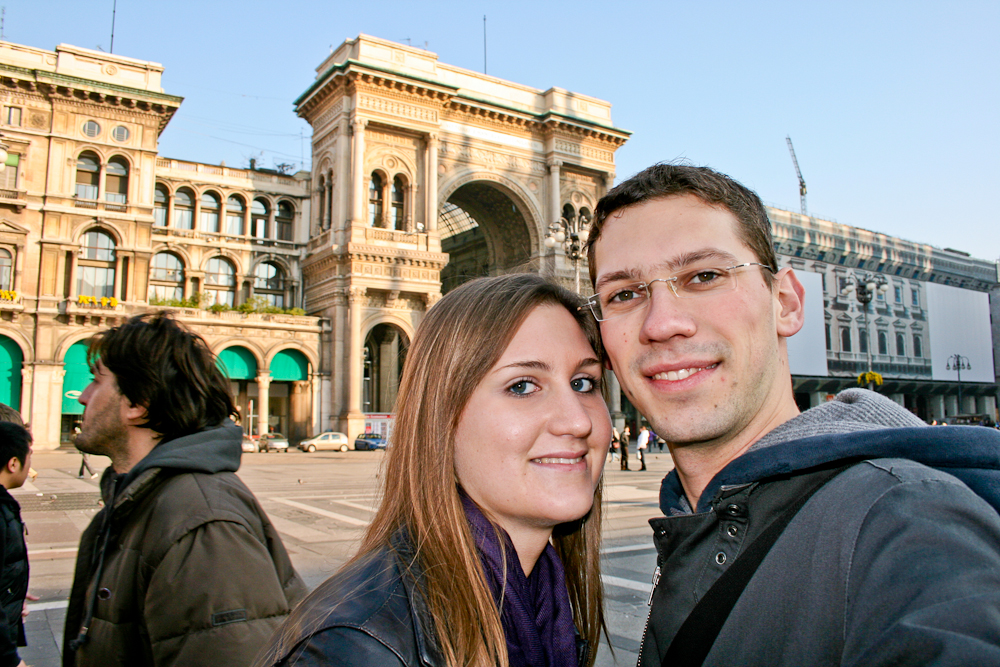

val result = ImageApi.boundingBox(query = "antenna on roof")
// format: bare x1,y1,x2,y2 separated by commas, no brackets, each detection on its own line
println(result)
483,15,488,74
109,0,117,54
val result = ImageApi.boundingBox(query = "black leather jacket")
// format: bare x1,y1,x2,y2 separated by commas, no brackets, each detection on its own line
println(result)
264,539,443,667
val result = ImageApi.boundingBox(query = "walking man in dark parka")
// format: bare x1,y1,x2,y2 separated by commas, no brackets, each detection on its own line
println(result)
63,313,306,667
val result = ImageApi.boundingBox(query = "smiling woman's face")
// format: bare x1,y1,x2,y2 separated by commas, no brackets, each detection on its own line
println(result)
453,304,611,547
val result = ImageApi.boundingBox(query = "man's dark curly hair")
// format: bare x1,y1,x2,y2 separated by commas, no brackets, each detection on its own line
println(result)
87,312,236,442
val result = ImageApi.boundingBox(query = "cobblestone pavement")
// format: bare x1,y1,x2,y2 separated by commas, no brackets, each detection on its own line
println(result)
16,445,672,666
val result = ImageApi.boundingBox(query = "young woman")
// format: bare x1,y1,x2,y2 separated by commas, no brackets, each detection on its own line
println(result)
257,273,611,667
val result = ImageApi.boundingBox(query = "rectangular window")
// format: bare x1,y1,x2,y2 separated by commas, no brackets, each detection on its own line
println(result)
911,289,919,306
5,107,20,127
77,266,115,298
0,162,16,190
149,284,183,302
153,207,168,226
277,219,292,241
894,286,902,303
200,211,220,233
174,209,194,230
75,183,99,200
226,215,243,236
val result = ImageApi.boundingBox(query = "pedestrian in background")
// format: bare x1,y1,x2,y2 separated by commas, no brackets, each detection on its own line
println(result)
258,274,610,667
620,426,630,471
64,313,305,667
610,426,620,461
637,425,649,471
0,422,32,667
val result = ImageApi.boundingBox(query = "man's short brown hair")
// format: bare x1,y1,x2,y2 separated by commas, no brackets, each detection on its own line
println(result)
586,163,777,286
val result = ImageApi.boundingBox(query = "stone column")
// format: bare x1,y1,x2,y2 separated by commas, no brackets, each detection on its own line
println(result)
332,293,346,417
378,328,400,413
12,244,23,292
928,394,946,422
255,373,271,436
548,158,562,224
336,120,351,232
351,119,368,224
67,251,79,299
606,370,624,432
426,133,438,231
944,394,959,417
346,286,366,417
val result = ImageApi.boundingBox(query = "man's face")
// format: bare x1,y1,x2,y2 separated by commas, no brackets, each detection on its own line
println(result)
592,195,792,449
76,360,130,461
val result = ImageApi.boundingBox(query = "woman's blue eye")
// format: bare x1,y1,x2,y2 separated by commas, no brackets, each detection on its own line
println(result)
509,380,538,395
571,377,596,393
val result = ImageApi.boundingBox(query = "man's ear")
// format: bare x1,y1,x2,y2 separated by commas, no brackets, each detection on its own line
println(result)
774,267,805,338
5,456,19,475
122,399,150,426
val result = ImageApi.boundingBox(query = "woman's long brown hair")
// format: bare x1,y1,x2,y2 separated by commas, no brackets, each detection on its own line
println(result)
260,273,607,666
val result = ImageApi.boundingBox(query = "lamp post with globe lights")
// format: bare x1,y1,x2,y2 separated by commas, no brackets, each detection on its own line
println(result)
946,354,971,415
840,272,889,389
544,210,589,293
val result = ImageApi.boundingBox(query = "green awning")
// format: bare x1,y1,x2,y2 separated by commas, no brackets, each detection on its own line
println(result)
0,335,22,411
270,349,308,381
62,342,92,414
218,346,257,380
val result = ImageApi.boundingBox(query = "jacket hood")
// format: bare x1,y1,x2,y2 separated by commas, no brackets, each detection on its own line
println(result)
103,420,243,496
660,389,1000,514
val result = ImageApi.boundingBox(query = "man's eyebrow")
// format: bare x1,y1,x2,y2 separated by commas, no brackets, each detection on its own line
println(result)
595,248,743,291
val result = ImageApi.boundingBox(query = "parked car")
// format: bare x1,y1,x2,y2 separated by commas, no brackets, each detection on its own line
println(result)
259,432,289,453
241,437,259,453
298,431,350,452
354,433,388,451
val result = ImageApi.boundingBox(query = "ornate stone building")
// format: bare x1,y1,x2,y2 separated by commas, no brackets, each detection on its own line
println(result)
295,35,629,439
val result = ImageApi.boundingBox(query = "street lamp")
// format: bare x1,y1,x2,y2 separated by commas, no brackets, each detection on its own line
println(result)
544,210,589,293
946,354,971,414
840,271,889,389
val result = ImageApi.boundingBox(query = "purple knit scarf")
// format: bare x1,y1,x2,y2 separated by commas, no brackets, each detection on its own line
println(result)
461,495,580,667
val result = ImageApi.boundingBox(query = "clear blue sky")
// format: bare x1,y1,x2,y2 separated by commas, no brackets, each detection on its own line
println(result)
17,1,1000,260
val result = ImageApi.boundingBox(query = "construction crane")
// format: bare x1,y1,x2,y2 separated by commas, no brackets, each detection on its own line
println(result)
786,136,808,216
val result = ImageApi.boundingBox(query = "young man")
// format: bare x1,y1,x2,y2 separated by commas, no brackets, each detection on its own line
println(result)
585,164,1000,665
0,422,31,667
63,313,306,667
635,425,649,471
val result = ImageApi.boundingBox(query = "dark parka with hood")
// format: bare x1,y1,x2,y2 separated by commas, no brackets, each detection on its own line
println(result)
639,389,1000,667
63,420,307,667
0,485,27,667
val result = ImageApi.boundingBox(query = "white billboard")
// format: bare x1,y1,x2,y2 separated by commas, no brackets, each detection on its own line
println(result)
787,269,829,377
926,283,996,383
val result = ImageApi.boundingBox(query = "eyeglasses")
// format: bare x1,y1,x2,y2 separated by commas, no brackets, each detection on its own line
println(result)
581,262,774,322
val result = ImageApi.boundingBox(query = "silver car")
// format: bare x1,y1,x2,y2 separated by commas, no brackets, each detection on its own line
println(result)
298,431,350,452
258,432,289,453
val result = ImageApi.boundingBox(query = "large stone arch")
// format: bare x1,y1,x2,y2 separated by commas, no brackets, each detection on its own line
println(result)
437,171,543,293
361,316,412,414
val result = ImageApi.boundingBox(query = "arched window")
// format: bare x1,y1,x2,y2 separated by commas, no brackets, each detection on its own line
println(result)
174,188,195,230
254,262,284,307
75,152,100,200
0,249,11,291
858,328,868,354
276,201,293,241
105,157,129,204
368,173,383,226
562,203,576,223
252,199,269,239
391,177,405,230
226,196,245,236
148,252,184,302
913,335,923,358
840,327,851,353
205,257,236,307
200,192,221,233
877,331,888,355
895,332,906,356
579,207,592,225
154,184,169,226
77,230,116,298
316,175,326,230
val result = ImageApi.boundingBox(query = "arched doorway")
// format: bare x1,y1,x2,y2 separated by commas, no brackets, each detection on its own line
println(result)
439,182,536,294
270,349,311,442
218,346,259,436
61,341,93,444
0,336,22,411
363,324,409,414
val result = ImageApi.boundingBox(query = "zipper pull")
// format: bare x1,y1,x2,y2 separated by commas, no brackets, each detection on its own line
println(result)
647,566,661,606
